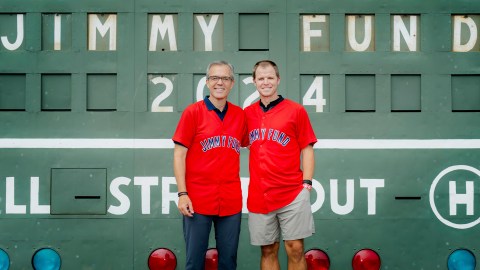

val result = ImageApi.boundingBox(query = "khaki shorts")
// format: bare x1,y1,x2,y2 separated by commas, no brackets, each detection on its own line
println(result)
248,188,315,246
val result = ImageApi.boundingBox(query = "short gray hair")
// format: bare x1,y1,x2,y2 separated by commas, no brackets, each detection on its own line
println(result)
206,61,235,79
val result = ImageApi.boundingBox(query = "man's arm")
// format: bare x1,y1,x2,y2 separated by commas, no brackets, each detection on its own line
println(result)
301,144,315,182
173,143,194,216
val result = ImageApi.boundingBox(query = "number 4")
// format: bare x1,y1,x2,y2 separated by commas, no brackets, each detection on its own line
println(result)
302,76,326,112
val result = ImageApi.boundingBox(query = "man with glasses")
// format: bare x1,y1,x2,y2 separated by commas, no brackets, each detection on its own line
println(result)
173,60,248,270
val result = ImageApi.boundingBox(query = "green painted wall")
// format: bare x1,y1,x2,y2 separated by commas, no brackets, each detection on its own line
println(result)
0,0,479,269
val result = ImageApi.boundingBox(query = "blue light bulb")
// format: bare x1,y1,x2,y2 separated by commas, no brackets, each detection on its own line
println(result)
448,249,476,270
0,249,9,270
32,248,61,270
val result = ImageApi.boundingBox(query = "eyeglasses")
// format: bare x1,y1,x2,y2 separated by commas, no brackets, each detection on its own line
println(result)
207,76,233,82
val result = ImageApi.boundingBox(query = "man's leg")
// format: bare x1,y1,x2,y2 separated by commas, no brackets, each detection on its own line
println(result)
183,214,212,270
248,211,281,270
278,189,314,270
284,239,307,270
261,242,280,270
214,212,242,270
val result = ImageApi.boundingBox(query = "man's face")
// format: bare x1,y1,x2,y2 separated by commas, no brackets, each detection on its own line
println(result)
206,65,234,100
253,65,280,99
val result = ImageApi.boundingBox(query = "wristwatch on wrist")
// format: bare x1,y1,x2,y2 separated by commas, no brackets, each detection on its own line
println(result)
302,180,312,190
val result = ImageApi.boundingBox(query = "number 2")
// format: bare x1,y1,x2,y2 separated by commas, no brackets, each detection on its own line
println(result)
150,76,174,112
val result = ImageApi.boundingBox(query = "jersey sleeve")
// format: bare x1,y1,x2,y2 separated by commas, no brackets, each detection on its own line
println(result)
172,105,197,148
296,106,317,149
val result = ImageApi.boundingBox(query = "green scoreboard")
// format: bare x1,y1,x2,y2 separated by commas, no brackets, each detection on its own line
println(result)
0,0,479,269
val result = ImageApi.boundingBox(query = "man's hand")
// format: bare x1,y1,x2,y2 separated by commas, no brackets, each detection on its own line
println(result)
178,195,194,217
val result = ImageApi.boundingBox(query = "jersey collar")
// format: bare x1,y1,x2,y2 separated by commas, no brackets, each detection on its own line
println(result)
204,96,228,121
259,95,284,112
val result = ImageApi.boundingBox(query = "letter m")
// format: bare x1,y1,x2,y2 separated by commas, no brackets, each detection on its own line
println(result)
149,15,177,51
88,14,117,51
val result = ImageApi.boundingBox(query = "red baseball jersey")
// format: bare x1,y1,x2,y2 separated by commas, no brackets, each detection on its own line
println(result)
172,100,248,216
245,99,317,214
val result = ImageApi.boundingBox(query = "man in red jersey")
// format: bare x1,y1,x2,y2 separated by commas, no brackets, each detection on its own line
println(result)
173,61,247,270
245,60,317,270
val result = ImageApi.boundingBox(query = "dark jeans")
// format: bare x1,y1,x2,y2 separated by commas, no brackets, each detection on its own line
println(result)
183,212,242,270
